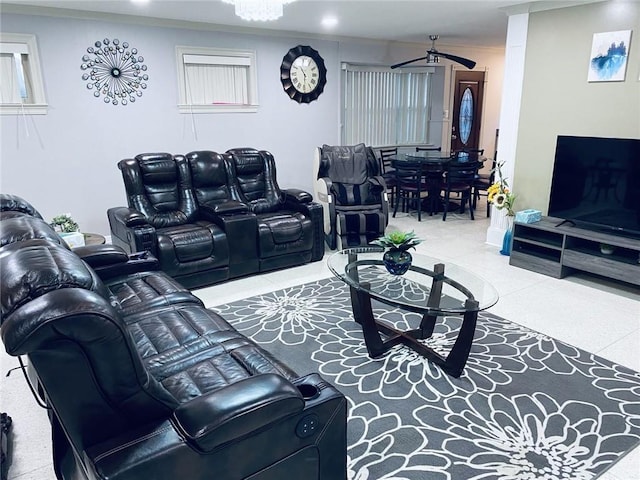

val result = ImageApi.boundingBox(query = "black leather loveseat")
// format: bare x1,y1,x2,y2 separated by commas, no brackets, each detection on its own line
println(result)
108,148,324,289
0,194,347,480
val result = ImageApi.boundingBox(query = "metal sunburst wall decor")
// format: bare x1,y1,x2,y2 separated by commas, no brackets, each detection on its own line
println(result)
81,38,149,106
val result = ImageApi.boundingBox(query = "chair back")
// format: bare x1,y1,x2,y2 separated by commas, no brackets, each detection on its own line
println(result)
378,147,398,174
318,144,379,185
318,144,384,207
415,146,441,152
226,148,284,214
185,150,237,206
118,153,199,228
394,160,426,192
445,161,481,190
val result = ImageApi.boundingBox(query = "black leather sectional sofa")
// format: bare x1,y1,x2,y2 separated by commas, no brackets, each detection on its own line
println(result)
108,148,325,289
0,194,347,480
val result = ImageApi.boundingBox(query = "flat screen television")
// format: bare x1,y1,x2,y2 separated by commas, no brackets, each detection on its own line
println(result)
547,135,640,238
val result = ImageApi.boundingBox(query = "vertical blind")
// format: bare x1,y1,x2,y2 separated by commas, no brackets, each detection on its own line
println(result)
342,64,432,146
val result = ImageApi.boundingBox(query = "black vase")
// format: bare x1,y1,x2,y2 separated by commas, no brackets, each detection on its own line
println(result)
383,248,412,275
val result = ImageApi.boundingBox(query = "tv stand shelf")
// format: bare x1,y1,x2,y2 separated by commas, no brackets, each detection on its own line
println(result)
509,216,640,286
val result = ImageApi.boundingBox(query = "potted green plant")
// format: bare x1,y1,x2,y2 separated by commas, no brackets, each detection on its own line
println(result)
49,214,79,233
50,214,85,248
371,230,422,275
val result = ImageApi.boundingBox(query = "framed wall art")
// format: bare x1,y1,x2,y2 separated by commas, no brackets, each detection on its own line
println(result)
587,30,632,82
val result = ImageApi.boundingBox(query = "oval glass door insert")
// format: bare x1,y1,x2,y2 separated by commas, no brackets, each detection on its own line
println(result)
459,87,473,145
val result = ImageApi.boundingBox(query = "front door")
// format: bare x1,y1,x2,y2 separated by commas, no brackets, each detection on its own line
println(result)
451,70,485,152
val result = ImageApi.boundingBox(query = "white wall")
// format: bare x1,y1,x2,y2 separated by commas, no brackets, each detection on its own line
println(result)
1,12,504,235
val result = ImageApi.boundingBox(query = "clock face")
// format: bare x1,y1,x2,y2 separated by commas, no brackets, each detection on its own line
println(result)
290,55,319,94
280,45,327,104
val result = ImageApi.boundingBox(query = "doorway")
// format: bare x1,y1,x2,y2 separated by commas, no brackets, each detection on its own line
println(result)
451,70,485,152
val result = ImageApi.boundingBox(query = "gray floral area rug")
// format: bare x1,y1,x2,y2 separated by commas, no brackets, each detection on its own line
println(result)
211,278,640,480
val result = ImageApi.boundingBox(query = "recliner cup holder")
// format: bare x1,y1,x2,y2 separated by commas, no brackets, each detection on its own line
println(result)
297,384,320,400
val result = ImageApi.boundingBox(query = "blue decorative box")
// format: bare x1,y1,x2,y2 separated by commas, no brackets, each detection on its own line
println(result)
515,209,541,224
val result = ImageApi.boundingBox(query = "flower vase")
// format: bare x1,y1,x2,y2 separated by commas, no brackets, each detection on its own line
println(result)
500,216,514,256
383,248,412,275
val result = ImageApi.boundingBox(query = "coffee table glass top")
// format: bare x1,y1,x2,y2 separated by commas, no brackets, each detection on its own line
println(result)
327,247,499,314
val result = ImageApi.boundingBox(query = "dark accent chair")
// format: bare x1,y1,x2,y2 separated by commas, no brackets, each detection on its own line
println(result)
108,150,324,289
0,194,347,480
314,144,389,249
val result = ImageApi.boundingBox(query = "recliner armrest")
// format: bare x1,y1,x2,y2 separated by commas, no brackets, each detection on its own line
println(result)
172,374,304,452
74,244,130,267
283,188,313,204
112,207,150,228
107,207,157,255
200,200,249,218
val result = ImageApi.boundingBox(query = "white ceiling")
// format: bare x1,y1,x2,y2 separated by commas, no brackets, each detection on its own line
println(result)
2,0,592,48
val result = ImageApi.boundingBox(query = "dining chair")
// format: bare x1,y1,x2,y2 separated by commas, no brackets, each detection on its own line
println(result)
379,147,398,204
473,157,496,217
441,161,481,221
415,146,442,152
393,160,430,221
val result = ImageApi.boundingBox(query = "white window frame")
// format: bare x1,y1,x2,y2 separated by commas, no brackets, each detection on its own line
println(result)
176,45,258,114
0,33,47,115
341,63,434,147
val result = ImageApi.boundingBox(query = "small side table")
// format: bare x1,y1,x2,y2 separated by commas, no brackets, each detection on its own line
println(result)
83,233,106,246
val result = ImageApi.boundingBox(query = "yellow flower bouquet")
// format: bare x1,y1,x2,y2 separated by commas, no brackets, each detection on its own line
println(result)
488,161,516,216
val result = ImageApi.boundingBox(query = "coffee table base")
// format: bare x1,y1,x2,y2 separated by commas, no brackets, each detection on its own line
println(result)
349,286,479,378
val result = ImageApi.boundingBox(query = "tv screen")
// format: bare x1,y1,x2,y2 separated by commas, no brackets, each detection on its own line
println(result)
548,135,640,237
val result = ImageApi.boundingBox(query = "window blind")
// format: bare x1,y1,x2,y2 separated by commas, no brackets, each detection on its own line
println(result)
342,64,432,147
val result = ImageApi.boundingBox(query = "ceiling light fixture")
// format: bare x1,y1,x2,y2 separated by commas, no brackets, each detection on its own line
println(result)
321,16,338,29
222,0,297,22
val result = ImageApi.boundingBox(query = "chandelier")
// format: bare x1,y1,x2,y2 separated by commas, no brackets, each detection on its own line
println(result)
222,0,296,21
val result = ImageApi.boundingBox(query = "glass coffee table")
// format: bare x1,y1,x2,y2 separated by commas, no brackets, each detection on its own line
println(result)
327,246,499,377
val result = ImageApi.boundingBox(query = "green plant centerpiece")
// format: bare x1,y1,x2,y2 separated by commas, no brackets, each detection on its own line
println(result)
371,230,422,275
50,214,79,233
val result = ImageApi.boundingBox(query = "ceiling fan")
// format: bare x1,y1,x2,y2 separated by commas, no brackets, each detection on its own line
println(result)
391,35,476,70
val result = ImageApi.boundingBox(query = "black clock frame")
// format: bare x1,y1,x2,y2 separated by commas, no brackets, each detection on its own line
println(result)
280,45,327,104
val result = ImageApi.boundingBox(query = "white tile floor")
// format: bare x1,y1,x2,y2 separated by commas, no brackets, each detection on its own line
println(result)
1,205,639,480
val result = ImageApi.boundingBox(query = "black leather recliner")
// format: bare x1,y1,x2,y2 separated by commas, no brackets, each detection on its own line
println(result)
313,144,389,249
0,194,347,480
108,150,324,289
226,147,324,271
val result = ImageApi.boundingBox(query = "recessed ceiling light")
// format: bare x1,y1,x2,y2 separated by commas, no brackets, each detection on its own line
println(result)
321,16,338,29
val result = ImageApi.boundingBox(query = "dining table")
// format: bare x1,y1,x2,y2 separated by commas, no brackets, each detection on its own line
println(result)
390,151,486,217
392,150,486,165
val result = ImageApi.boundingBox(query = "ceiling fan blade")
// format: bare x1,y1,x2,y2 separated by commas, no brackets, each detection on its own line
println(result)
390,56,429,69
435,52,476,69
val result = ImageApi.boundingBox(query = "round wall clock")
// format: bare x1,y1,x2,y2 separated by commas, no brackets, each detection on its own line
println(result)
280,45,327,104
80,38,148,106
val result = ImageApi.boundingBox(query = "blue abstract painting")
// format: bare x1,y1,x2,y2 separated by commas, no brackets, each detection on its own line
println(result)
588,30,632,82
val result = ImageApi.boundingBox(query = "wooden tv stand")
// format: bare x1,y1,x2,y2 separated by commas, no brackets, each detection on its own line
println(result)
509,216,640,286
